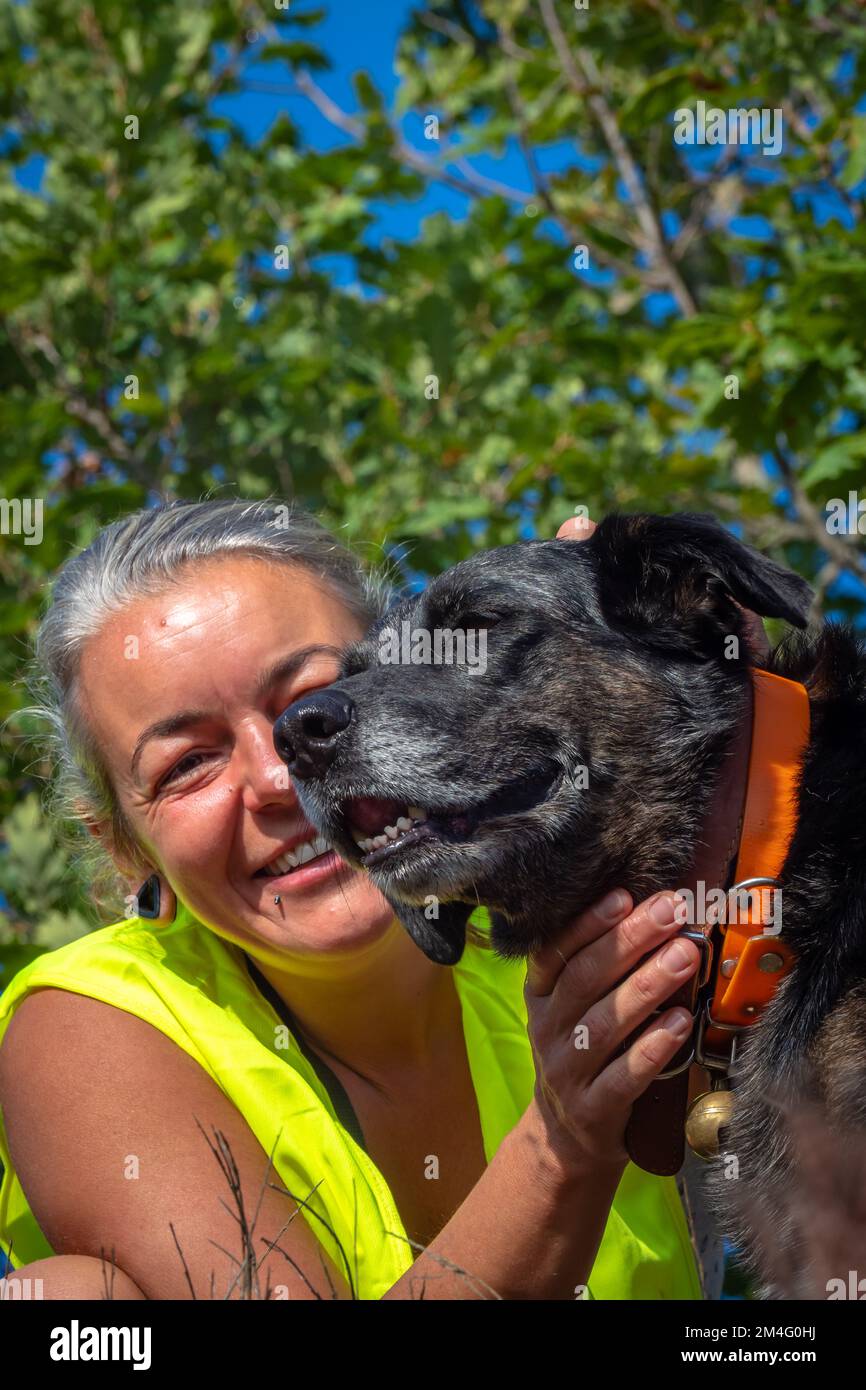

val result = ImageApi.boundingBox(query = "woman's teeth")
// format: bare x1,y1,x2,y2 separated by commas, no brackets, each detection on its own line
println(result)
352,806,427,855
258,834,331,877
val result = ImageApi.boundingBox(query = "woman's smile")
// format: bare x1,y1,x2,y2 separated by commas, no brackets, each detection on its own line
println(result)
254,846,345,895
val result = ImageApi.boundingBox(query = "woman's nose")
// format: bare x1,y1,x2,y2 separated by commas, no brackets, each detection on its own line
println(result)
238,722,300,809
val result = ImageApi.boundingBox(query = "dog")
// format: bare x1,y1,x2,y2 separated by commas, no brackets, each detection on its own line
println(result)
273,512,866,1296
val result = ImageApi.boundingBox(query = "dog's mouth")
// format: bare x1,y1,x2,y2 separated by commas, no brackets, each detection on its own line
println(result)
341,765,562,870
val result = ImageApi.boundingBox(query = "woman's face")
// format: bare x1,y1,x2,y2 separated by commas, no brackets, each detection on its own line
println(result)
77,554,397,960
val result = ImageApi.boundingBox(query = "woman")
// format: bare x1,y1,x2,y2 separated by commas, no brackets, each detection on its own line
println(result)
0,498,709,1300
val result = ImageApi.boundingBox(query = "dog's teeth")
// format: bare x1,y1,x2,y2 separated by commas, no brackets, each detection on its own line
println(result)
351,829,368,847
384,824,399,840
395,817,412,831
407,805,427,822
372,834,389,848
360,838,373,853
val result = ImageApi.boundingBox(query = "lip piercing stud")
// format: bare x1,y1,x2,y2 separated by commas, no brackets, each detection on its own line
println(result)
273,894,282,905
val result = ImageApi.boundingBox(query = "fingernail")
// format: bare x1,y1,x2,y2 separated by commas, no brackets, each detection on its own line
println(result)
649,894,677,925
599,889,629,920
661,937,697,972
662,1009,692,1037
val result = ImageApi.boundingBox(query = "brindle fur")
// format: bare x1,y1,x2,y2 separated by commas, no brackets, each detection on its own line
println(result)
275,513,866,1296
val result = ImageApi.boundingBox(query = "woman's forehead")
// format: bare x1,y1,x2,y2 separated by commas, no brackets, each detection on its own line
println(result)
94,555,360,649
76,556,365,739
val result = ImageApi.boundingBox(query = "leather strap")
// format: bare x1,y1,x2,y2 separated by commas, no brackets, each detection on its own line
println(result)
624,667,809,1176
624,684,753,1175
243,952,368,1153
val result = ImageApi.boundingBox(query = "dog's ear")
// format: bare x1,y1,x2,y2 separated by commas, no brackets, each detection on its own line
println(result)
589,513,813,650
390,899,471,966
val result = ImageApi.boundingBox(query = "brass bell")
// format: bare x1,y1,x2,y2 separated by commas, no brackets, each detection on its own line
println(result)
685,1086,736,1160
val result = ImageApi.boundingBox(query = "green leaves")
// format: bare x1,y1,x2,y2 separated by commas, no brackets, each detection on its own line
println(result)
0,794,99,948
840,115,866,190
802,435,866,489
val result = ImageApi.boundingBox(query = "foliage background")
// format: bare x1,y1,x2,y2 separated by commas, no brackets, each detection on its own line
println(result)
1,0,865,978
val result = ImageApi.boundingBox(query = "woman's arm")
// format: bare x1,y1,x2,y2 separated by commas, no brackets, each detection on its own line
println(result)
2,1253,148,1298
0,988,353,1300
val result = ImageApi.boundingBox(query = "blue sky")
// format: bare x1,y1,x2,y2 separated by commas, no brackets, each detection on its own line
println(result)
15,1,858,269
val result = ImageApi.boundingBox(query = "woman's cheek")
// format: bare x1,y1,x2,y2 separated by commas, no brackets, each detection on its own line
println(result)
155,780,237,877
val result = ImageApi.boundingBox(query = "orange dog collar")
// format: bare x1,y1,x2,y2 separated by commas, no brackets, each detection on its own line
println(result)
698,668,811,1066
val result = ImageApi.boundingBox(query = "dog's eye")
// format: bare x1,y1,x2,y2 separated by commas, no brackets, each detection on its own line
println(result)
453,611,501,630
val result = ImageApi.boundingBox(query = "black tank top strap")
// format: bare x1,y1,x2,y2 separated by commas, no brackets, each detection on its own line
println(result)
242,952,367,1154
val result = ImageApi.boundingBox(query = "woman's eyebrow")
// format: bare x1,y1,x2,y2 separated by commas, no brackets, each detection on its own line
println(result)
129,644,346,777
253,643,346,699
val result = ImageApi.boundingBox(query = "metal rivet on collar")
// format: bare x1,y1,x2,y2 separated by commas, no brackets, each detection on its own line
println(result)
758,952,785,973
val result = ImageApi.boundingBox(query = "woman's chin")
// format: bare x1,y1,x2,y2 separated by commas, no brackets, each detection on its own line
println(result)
246,905,400,965
178,870,398,960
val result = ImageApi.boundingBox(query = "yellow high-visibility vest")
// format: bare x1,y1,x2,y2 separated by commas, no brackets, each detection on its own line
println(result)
0,901,702,1299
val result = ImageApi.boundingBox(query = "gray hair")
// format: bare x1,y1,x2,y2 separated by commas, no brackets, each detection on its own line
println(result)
21,497,397,917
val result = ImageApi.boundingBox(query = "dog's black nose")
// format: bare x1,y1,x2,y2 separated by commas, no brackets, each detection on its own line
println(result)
273,689,355,779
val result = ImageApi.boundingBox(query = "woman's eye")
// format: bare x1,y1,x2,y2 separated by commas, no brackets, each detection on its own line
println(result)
159,751,209,789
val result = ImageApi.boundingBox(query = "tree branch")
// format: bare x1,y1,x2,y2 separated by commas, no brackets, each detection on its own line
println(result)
773,438,866,584
5,321,149,476
289,71,652,285
537,0,698,317
291,70,534,205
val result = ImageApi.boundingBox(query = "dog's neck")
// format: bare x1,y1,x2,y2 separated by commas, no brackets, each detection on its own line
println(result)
570,658,783,935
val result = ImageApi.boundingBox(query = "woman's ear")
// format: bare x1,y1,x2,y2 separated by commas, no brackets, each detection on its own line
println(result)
82,816,177,924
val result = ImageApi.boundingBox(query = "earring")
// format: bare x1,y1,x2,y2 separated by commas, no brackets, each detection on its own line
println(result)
135,873,177,925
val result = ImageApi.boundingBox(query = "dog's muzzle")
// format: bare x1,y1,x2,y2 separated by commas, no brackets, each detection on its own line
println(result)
274,689,355,780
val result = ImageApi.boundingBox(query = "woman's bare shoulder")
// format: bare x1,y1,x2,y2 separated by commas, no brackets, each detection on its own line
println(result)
0,986,187,1106
0,987,350,1300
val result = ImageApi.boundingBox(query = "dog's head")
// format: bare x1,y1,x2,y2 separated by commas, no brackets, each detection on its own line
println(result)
274,513,812,965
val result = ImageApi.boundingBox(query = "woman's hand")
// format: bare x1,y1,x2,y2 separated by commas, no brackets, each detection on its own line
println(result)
522,888,700,1175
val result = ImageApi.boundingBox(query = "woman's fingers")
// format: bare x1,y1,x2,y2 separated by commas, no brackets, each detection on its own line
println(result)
526,889,632,996
586,1006,695,1114
581,933,701,1080
556,514,597,540
526,890,683,1000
